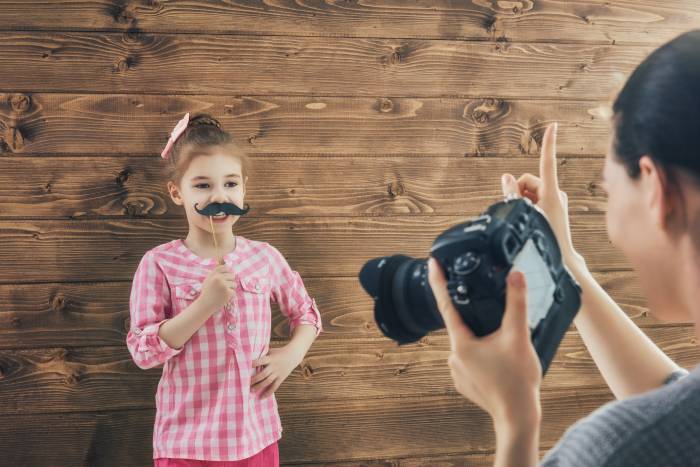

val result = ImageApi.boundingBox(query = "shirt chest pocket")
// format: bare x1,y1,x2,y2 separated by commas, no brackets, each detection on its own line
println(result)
236,275,271,313
171,282,203,313
238,275,270,297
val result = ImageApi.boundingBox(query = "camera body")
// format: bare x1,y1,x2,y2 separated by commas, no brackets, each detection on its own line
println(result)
430,198,581,372
359,197,582,374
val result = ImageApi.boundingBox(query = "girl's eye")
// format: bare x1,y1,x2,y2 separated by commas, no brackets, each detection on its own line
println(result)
194,182,238,189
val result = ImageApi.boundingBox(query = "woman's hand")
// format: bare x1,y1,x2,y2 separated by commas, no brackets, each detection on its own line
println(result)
427,258,542,428
251,345,304,399
502,122,585,270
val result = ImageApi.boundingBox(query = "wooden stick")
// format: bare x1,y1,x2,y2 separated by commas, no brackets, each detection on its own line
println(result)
208,216,223,265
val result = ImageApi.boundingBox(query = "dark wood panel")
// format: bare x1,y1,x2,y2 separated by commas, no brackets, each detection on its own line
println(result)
0,215,628,284
0,1,697,46
0,155,607,218
0,94,612,155
0,34,650,97
1,328,695,415
0,388,615,464
0,271,672,350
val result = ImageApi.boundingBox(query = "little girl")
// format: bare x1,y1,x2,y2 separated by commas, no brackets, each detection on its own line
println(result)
126,113,323,466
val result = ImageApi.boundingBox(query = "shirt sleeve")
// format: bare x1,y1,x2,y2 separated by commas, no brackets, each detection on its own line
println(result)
126,251,184,369
267,244,323,337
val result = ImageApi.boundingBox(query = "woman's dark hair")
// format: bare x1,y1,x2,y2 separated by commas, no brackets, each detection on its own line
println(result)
612,29,700,183
165,113,250,184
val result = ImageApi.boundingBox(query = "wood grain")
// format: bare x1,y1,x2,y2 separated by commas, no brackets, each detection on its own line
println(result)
0,215,629,284
0,94,613,155
0,155,608,219
0,1,697,46
0,33,650,98
1,328,696,415
0,388,619,464
0,271,676,350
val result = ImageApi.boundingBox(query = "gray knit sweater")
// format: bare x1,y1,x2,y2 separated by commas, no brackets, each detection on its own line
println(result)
540,365,699,466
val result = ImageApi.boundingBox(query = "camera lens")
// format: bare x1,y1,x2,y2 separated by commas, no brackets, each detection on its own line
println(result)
359,255,444,344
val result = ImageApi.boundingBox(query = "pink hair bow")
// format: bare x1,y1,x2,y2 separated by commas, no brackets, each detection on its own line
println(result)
160,112,190,159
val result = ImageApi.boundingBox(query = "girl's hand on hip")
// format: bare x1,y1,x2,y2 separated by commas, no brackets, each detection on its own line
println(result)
501,122,584,269
251,345,303,399
427,258,542,427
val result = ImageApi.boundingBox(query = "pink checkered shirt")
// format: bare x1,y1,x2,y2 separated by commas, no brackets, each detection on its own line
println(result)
126,237,322,461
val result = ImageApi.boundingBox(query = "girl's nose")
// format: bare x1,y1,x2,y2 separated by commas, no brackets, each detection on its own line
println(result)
209,186,229,203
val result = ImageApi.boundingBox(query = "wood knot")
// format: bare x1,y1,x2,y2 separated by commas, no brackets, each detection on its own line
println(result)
5,127,25,151
9,94,31,113
64,372,81,386
465,99,508,127
51,293,67,313
112,4,136,24
124,30,145,44
388,181,405,198
113,58,132,73
394,367,407,376
381,46,407,66
379,98,394,113
586,181,598,194
124,200,146,217
301,363,314,378
247,134,257,145
115,168,130,185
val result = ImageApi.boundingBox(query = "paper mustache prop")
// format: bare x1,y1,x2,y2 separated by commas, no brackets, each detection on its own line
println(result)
194,202,250,265
194,202,250,217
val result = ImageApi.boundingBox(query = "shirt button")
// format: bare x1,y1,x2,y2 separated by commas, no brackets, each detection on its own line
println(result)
134,328,142,335
255,284,261,292
227,323,235,331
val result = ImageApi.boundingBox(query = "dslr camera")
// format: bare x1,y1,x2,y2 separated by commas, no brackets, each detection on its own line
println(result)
359,197,582,374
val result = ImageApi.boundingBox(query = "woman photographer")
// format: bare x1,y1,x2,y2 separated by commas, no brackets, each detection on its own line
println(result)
428,30,700,466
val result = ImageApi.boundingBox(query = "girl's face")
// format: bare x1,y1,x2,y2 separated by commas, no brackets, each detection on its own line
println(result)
169,151,247,236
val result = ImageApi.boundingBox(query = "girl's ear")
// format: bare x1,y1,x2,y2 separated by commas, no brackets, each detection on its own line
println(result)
167,180,184,206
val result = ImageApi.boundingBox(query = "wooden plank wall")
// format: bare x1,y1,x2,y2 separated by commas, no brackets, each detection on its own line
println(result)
1,2,699,466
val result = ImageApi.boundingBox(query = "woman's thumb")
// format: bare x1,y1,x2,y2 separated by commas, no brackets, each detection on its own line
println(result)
503,270,528,332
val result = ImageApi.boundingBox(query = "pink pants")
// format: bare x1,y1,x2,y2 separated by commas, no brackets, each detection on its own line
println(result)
154,442,279,467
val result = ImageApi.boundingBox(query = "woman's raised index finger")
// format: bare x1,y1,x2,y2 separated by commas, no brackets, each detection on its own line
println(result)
540,122,560,190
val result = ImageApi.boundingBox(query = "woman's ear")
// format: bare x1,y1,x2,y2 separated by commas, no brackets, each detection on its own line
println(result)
167,180,184,206
639,155,678,230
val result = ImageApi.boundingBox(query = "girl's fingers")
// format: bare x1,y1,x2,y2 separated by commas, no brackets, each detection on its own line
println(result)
427,258,475,346
260,380,280,399
251,370,273,388
540,123,560,190
253,355,271,368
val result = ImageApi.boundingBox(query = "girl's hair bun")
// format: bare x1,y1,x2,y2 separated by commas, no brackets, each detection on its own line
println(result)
188,114,222,130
